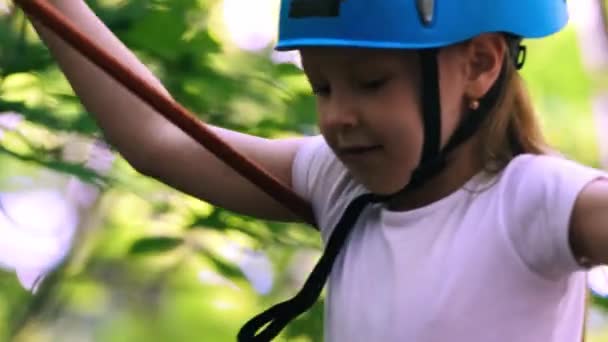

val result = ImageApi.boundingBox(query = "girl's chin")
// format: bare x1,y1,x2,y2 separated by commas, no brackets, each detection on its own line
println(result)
353,173,412,195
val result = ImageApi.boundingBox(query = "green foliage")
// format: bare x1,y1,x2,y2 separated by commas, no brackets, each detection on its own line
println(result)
522,27,600,167
129,237,185,255
0,0,606,341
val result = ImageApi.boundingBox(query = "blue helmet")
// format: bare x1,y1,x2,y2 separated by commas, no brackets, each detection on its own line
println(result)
276,0,568,51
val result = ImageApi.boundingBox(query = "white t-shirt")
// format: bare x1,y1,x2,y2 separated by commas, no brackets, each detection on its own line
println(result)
291,135,605,342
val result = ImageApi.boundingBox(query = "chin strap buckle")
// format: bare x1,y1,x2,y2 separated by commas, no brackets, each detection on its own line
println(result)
515,44,527,70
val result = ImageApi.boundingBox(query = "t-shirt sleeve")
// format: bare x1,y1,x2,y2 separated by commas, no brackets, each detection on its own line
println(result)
291,135,366,241
504,154,607,280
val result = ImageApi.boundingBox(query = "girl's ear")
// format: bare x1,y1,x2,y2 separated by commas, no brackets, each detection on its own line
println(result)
464,34,507,100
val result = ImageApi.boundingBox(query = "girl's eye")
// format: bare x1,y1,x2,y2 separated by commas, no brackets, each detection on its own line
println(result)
360,77,389,91
311,85,331,97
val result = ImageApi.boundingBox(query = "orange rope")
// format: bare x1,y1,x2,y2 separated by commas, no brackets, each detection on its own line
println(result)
15,0,315,226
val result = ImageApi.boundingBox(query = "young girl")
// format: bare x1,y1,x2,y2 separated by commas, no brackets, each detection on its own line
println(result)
25,0,608,341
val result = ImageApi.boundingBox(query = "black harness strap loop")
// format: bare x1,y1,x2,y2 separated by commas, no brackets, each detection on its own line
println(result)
238,194,382,341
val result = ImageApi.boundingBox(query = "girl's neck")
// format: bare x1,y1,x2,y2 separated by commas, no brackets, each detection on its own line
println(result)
387,135,484,211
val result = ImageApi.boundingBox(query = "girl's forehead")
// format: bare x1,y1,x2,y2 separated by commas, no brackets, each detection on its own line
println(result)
300,47,410,59
300,47,416,70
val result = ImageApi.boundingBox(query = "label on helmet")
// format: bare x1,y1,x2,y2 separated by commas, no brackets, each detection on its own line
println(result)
289,0,344,18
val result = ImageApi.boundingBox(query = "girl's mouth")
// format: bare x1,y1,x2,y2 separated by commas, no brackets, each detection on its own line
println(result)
337,145,383,157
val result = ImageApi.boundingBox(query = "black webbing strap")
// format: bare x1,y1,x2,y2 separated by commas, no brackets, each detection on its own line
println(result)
237,193,385,341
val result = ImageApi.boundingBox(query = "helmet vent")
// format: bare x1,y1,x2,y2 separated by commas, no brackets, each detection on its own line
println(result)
416,0,435,26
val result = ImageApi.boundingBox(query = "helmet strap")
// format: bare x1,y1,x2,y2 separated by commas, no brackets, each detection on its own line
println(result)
396,45,511,193
419,49,442,165
506,34,527,70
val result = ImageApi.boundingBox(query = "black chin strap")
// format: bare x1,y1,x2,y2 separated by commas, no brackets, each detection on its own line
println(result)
419,49,442,166
407,48,510,192
237,42,517,341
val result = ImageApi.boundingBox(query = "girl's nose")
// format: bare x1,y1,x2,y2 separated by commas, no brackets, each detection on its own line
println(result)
321,93,360,129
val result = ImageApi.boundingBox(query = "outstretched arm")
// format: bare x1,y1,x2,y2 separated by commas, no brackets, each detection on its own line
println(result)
24,0,314,223
569,178,608,266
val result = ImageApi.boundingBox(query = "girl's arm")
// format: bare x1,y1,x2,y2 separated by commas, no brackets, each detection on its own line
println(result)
569,179,608,265
27,0,313,223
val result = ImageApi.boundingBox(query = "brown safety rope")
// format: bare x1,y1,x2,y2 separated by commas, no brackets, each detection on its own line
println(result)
14,0,315,227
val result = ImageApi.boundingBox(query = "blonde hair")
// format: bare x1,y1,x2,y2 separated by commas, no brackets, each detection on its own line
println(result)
478,56,550,173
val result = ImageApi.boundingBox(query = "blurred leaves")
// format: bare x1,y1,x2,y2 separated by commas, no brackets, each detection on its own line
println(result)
129,237,184,255
0,0,606,341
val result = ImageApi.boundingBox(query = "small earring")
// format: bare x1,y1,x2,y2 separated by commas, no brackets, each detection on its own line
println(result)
469,99,480,111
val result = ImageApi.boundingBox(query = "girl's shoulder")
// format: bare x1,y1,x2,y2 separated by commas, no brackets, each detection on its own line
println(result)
291,135,366,236
483,153,605,219
498,153,604,189
493,153,606,279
